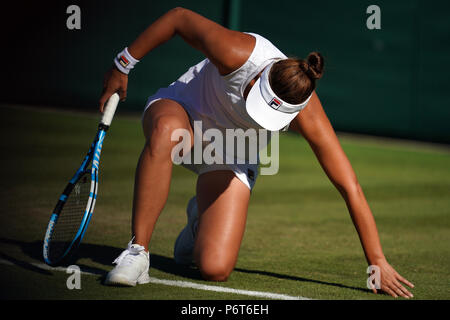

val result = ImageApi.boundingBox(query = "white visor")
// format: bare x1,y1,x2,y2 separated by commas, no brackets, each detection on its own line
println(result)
246,60,312,131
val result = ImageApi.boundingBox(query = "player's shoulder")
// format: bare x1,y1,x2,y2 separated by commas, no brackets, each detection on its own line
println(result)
243,32,287,63
245,32,276,47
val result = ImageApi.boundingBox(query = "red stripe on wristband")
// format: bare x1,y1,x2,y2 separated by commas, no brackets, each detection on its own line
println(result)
119,55,129,67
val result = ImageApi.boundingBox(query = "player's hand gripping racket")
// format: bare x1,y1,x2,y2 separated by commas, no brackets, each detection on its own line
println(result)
43,93,120,266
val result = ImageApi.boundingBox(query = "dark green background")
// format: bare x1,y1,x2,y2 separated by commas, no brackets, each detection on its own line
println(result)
3,0,449,143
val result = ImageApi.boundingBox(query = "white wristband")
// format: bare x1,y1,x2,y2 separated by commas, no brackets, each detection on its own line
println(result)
114,47,139,75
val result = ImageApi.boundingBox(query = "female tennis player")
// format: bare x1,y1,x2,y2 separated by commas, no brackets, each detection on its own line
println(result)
99,7,414,298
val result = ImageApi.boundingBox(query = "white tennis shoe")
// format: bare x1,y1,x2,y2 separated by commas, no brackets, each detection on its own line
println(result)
104,239,150,286
174,196,198,265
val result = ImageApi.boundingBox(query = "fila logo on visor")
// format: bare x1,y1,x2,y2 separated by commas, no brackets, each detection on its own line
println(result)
119,55,130,68
269,97,282,109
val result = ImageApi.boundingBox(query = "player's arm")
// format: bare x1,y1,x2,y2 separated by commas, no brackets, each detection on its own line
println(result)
99,7,254,110
128,7,253,75
289,92,414,298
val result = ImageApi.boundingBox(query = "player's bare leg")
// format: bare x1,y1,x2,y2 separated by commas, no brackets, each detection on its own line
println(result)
132,99,193,250
194,170,251,281
105,99,193,286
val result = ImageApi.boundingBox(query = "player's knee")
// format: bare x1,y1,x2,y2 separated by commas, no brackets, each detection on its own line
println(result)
198,260,233,282
146,116,186,157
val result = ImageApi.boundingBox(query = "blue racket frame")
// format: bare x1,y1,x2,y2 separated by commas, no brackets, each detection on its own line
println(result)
43,125,108,266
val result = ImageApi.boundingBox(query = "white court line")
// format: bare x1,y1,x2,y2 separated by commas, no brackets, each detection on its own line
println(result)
0,258,310,300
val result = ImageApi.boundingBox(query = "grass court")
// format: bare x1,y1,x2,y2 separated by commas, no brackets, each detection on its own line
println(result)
0,104,449,300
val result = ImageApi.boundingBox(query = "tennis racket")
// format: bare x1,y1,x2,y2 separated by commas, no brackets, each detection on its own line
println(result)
43,93,120,266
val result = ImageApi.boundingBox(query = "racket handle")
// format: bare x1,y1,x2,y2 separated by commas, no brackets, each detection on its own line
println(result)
101,93,120,126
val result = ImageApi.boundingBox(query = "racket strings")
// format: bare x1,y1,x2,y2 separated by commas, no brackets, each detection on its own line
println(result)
48,171,93,261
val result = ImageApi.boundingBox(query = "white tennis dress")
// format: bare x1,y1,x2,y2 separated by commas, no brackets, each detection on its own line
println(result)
143,33,287,190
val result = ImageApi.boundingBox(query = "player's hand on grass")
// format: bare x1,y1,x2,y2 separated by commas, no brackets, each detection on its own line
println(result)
371,259,414,298
99,67,128,112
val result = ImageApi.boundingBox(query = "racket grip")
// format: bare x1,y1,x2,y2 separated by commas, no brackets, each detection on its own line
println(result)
101,93,120,126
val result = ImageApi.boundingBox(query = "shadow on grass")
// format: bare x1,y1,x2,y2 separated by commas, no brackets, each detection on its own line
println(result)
0,237,370,293
234,267,370,294
0,237,202,282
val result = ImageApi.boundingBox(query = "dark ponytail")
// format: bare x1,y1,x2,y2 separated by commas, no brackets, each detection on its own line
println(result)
305,52,324,80
269,52,325,104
